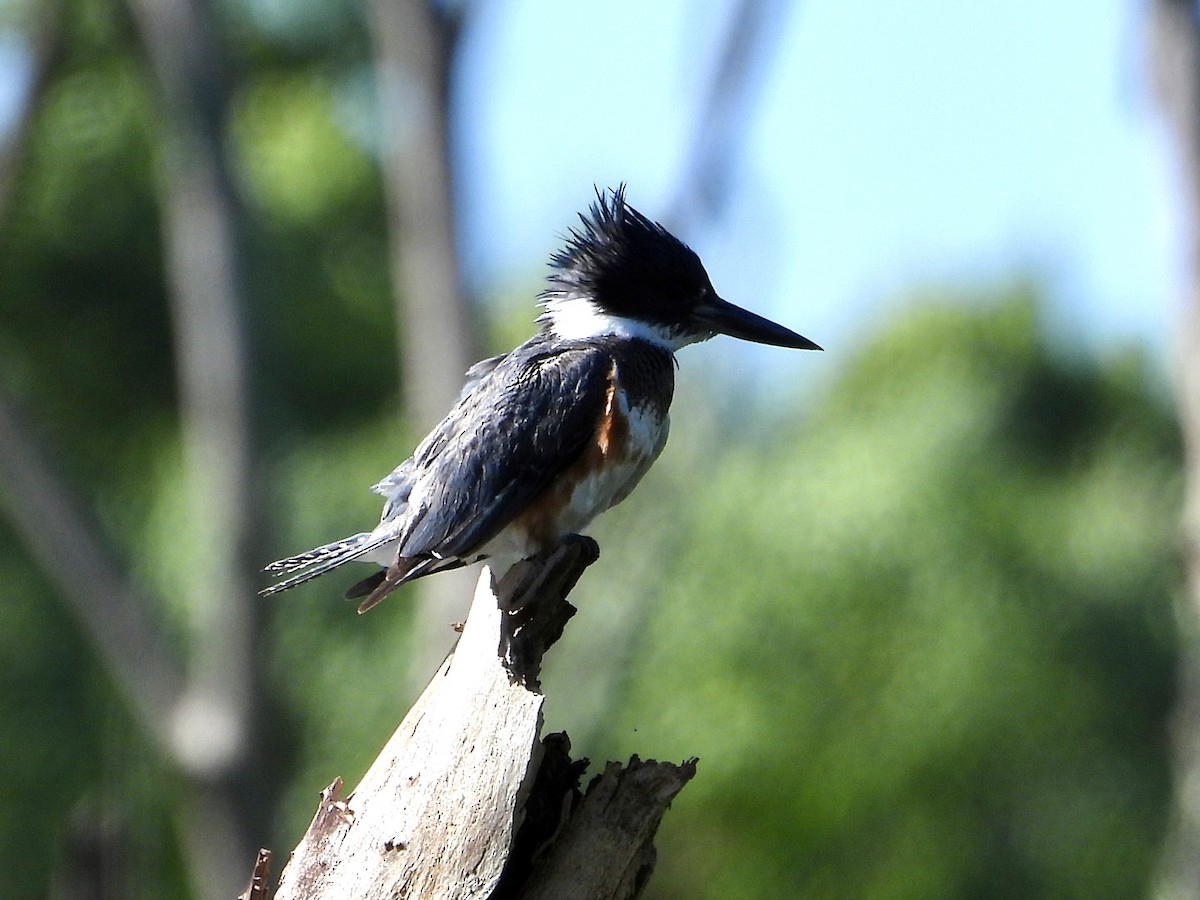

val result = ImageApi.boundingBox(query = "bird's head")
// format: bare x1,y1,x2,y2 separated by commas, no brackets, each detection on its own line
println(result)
538,185,821,353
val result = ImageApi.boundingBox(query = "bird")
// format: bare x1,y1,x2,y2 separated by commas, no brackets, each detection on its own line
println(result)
262,186,821,612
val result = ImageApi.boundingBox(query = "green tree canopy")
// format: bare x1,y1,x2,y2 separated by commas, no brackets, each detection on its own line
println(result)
556,289,1181,899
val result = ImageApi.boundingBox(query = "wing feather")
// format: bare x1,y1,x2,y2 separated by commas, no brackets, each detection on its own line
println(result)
395,337,612,560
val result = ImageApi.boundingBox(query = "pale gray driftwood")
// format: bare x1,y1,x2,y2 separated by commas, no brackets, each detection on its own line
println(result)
264,538,695,899
273,563,544,899
504,754,696,900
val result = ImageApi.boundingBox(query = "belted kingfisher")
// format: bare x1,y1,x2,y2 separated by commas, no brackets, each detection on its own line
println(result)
263,186,821,612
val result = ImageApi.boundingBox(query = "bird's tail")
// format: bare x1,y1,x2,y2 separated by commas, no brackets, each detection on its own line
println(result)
346,554,469,613
260,532,389,596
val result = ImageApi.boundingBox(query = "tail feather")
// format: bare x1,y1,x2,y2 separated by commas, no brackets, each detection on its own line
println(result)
350,555,470,613
261,532,389,596
264,533,372,573
354,557,437,613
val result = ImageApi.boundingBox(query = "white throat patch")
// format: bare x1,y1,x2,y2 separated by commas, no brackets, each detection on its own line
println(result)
539,298,701,351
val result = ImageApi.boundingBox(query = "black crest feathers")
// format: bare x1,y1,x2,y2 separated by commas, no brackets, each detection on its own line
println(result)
540,186,712,320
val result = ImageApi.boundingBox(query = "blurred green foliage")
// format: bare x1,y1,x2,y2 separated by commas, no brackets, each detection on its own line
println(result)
550,291,1180,900
0,1,1183,897
240,284,1181,900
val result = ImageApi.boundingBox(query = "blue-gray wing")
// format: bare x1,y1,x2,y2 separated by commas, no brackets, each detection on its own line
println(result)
396,338,612,559
368,351,510,519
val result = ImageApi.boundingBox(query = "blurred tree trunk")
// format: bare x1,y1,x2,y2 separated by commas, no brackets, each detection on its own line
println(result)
366,0,481,689
1152,1,1200,896
367,0,477,432
0,2,257,896
126,1,271,898
0,1,272,895
0,9,188,734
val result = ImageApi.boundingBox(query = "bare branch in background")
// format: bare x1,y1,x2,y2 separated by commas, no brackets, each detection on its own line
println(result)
1150,1,1200,896
0,391,185,743
666,0,793,229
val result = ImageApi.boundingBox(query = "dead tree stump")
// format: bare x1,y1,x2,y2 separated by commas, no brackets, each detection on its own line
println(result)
251,539,696,899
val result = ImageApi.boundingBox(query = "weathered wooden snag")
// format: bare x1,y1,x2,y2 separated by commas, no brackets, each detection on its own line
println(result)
250,539,695,900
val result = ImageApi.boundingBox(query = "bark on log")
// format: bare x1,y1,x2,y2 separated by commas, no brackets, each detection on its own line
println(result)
267,539,696,899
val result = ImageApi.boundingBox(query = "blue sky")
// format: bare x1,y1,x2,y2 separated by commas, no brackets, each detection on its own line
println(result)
455,0,1177,371
0,0,1174,374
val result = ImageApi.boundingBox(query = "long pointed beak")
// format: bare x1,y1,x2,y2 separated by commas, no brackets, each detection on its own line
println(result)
693,295,822,351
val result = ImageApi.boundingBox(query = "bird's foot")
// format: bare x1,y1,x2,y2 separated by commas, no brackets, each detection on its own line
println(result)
495,534,600,688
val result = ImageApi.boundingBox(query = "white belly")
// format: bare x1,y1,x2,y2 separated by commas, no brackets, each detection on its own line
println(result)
481,402,669,558
563,404,668,529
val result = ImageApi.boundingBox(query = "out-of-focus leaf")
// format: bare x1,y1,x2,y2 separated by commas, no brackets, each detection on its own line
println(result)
546,291,1179,900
